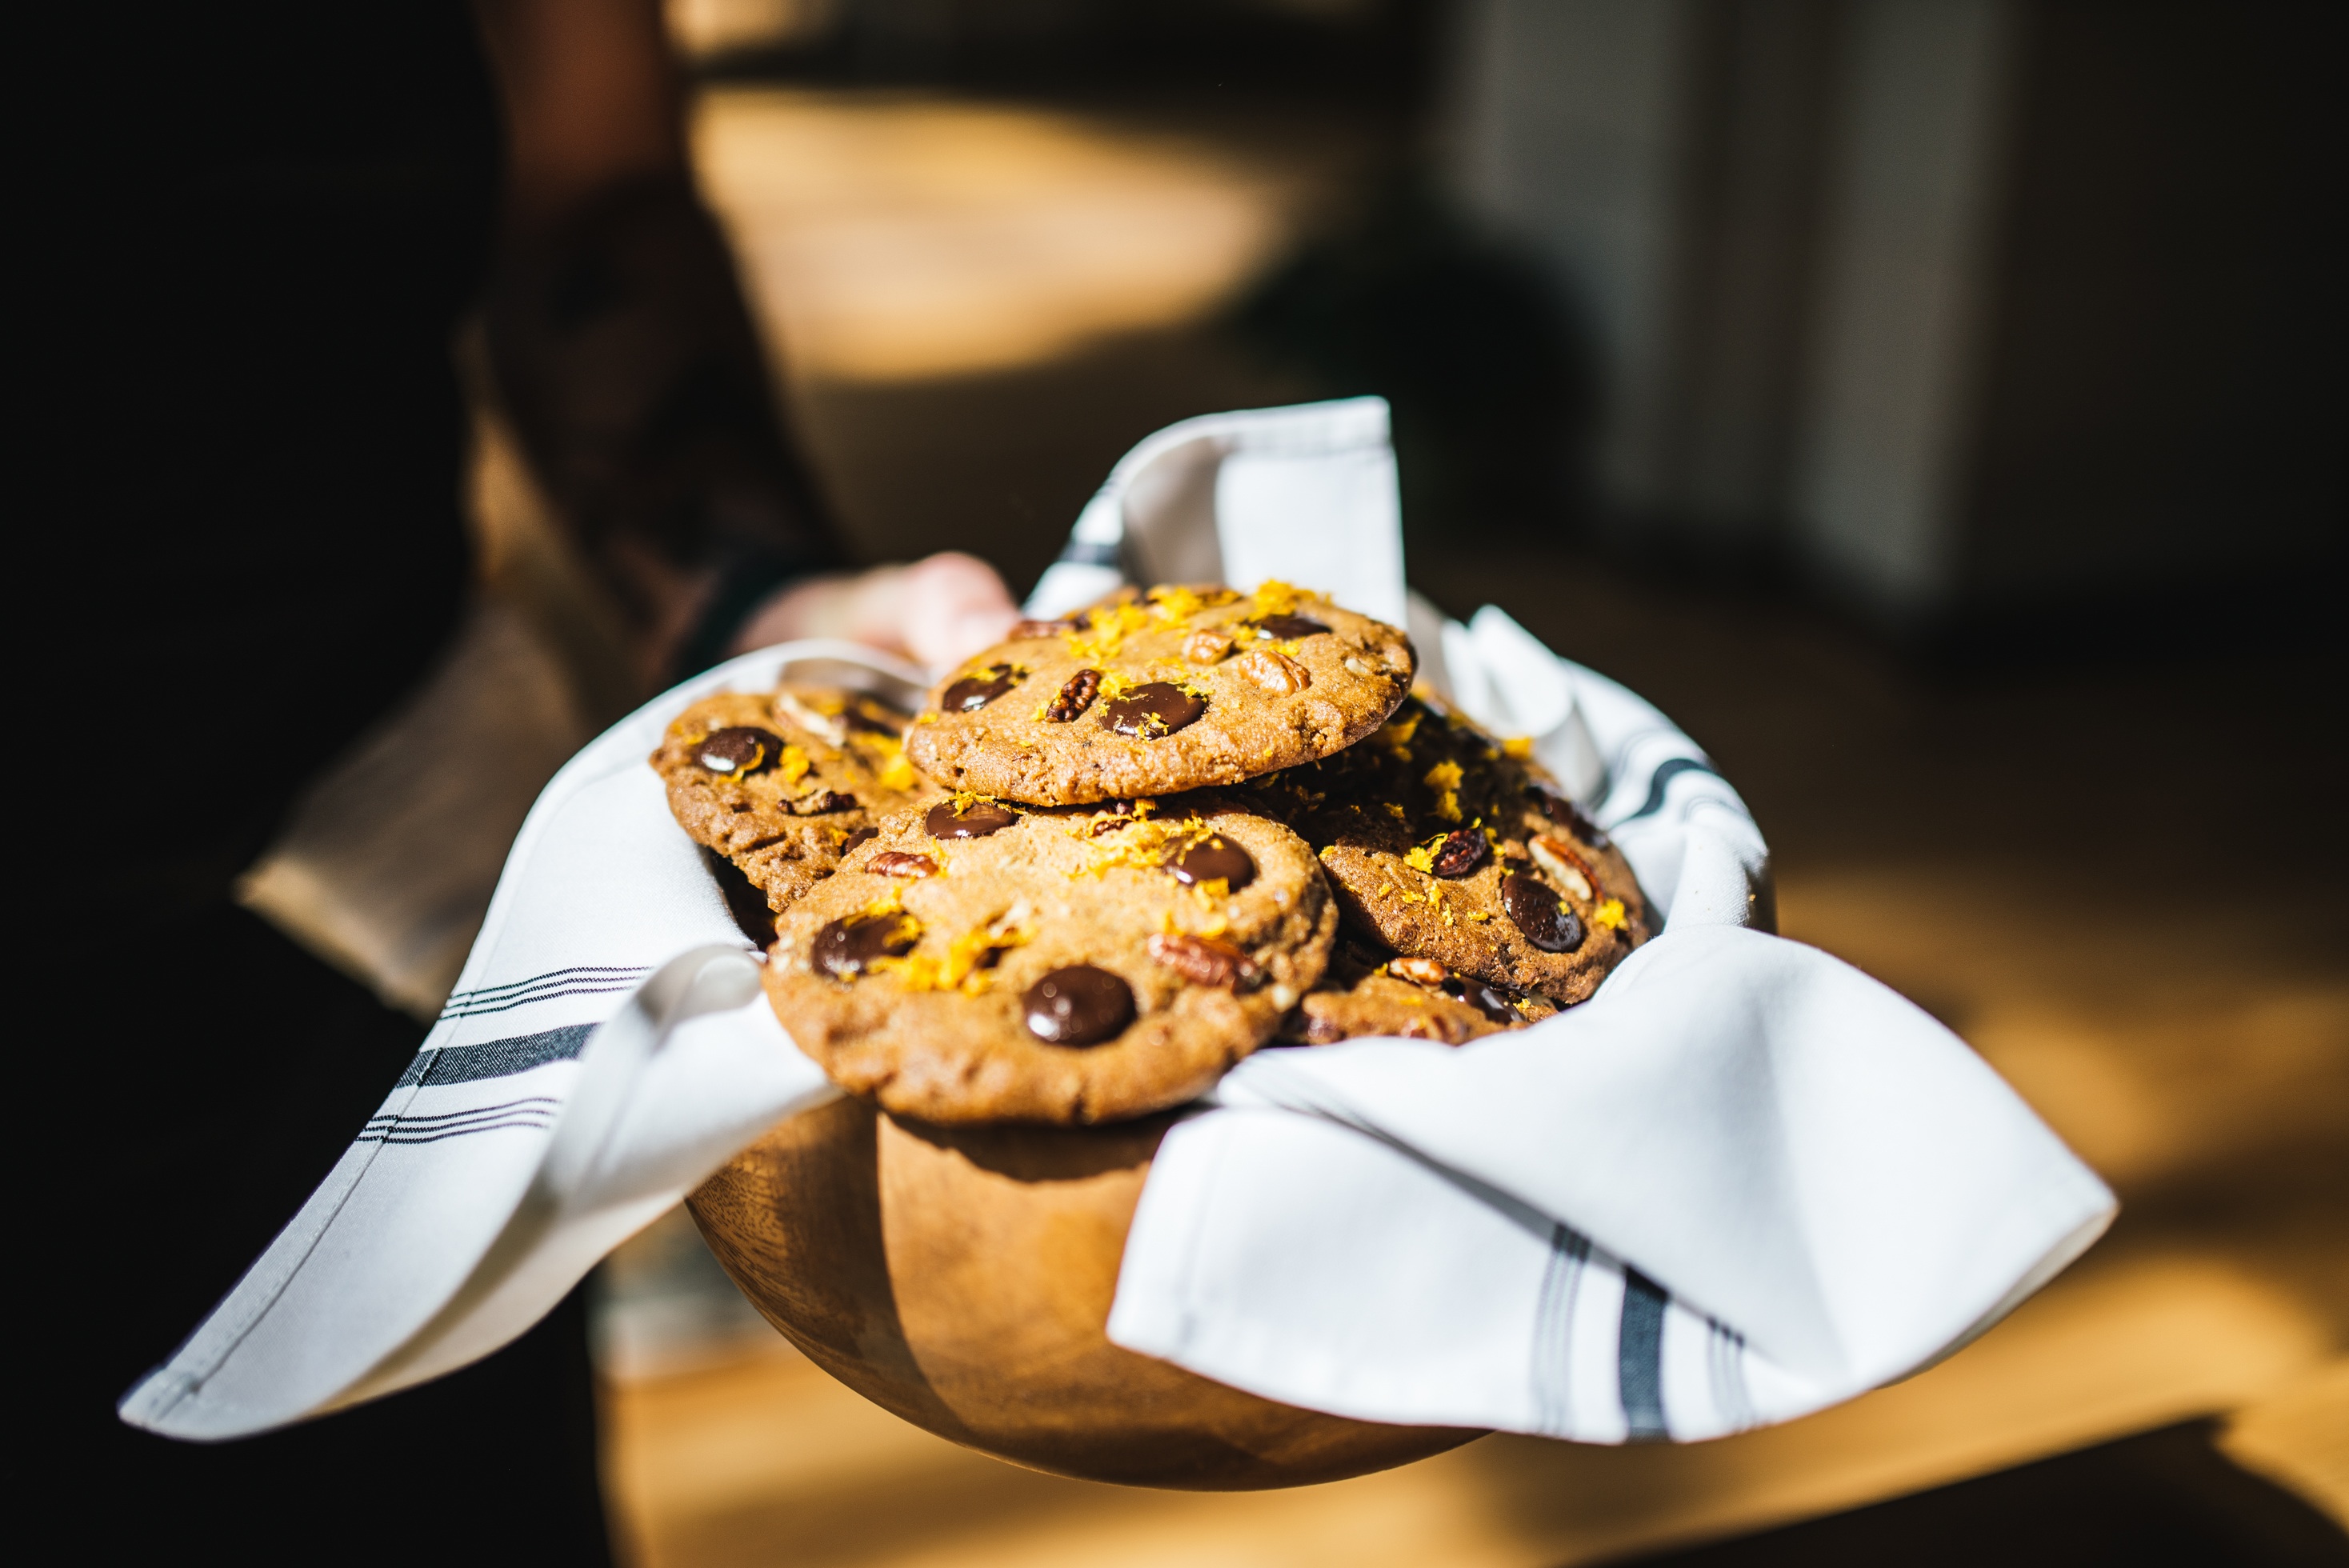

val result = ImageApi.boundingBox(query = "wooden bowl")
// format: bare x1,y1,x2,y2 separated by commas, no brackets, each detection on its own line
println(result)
686,1095,1484,1489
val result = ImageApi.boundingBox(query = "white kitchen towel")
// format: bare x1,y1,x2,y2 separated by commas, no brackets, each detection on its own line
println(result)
122,398,2112,1446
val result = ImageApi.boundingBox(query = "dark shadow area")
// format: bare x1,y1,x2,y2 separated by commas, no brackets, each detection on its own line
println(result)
684,0,1447,123
885,1107,1176,1184
795,325,1312,598
1229,179,1604,562
1608,1419,2347,1567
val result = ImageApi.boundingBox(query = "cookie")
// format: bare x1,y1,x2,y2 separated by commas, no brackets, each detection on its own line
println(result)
652,684,944,913
1242,694,1652,1003
1279,937,1559,1047
903,582,1416,806
762,794,1337,1124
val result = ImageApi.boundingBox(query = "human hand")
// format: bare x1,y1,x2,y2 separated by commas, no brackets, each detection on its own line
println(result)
730,551,1021,673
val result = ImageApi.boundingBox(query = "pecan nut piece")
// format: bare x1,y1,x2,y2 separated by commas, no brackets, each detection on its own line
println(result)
1528,834,1597,900
1239,647,1312,694
1183,629,1233,665
866,850,938,879
1148,932,1263,990
1388,954,1450,987
1043,668,1102,722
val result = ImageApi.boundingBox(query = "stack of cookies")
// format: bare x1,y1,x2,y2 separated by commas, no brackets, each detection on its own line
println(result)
651,583,1651,1125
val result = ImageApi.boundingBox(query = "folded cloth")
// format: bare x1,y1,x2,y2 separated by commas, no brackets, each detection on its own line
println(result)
122,398,2112,1446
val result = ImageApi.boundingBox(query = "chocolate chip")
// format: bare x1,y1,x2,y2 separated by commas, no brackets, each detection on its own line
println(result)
1444,977,1524,1025
1252,614,1332,639
1022,965,1135,1046
1101,682,1205,738
941,664,1021,712
926,799,1017,838
795,790,858,814
1169,833,1256,890
1430,829,1488,878
1148,932,1262,990
696,726,786,775
1044,668,1102,722
839,826,880,854
1501,873,1585,953
866,850,938,879
1010,618,1075,639
810,910,918,979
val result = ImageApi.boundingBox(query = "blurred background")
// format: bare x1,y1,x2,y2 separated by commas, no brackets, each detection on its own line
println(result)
246,0,2345,1562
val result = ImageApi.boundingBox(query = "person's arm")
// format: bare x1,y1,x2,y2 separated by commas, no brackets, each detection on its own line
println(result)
472,0,1014,682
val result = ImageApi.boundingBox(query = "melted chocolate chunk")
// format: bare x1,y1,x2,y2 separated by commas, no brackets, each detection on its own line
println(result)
1022,965,1135,1046
925,798,1018,838
1044,668,1102,722
1101,682,1205,738
810,910,918,980
1168,833,1257,891
1252,614,1332,639
1444,977,1523,1026
941,664,1021,712
1429,828,1488,878
839,826,880,855
695,726,786,775
1501,873,1585,953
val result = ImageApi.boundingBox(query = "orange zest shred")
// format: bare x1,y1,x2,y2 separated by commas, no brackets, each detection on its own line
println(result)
872,906,1033,994
1146,585,1207,625
1064,602,1151,661
1423,759,1463,822
1251,579,1306,618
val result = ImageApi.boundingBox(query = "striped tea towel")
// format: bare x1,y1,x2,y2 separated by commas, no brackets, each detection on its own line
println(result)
122,398,2113,1446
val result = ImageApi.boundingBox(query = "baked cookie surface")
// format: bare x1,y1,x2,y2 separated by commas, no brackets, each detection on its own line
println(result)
1242,694,1653,1003
902,583,1415,806
1280,937,1559,1047
652,685,943,913
762,794,1336,1124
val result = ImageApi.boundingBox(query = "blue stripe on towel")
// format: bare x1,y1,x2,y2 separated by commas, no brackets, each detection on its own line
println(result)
393,1024,598,1089
1619,1267,1670,1441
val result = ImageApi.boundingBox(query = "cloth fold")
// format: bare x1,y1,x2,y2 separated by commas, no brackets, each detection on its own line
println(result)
122,398,2111,1448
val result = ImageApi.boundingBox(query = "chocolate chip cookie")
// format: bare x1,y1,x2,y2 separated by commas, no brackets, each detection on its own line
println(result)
762,794,1337,1124
903,583,1416,806
1242,694,1652,1003
653,685,943,914
1279,937,1560,1047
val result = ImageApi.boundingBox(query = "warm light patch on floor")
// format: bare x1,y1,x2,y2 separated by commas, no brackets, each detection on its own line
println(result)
599,1246,2337,1567
693,90,1325,384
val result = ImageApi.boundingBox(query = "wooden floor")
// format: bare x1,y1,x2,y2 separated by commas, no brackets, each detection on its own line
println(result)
583,86,2347,1565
